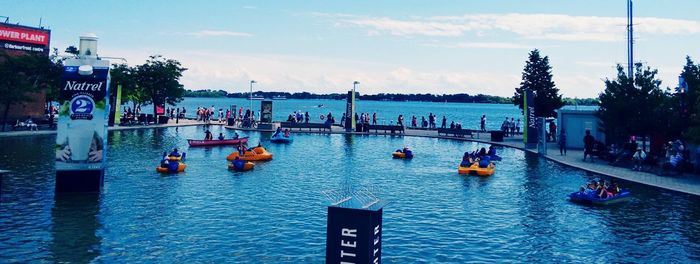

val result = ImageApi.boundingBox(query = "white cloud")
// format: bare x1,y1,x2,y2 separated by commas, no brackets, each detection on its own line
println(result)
173,30,252,37
421,41,532,49
324,13,700,42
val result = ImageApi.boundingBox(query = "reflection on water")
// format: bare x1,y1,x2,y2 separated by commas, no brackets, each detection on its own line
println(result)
0,126,699,262
50,194,101,263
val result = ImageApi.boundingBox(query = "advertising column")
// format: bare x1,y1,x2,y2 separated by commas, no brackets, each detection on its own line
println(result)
326,206,383,264
345,91,355,132
260,100,273,123
55,57,110,193
523,90,537,149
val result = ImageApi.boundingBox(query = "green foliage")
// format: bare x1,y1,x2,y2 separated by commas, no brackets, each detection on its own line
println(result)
44,48,65,103
134,55,187,115
64,46,78,55
562,97,599,106
0,51,55,130
109,63,144,109
597,63,670,144
681,56,700,143
513,49,564,117
184,89,228,97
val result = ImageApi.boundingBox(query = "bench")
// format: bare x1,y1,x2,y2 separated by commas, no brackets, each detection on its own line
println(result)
437,128,473,138
280,122,331,132
367,124,404,134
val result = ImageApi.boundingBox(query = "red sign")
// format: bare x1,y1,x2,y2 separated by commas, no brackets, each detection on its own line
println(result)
0,24,50,46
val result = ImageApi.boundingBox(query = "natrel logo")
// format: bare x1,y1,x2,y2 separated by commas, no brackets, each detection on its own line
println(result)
64,81,104,91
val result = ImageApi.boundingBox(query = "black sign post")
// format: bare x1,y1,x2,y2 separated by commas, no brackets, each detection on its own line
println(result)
260,100,273,123
345,91,355,132
524,90,537,149
324,188,385,264
326,206,382,264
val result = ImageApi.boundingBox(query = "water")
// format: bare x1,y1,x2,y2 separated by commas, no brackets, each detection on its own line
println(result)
138,97,521,130
1,126,699,263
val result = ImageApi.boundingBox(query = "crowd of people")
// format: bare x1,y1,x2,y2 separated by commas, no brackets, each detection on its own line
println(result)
499,117,521,136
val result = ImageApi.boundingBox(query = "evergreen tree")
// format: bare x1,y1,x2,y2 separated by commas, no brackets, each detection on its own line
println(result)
597,63,669,144
134,55,187,116
512,49,564,118
681,56,700,143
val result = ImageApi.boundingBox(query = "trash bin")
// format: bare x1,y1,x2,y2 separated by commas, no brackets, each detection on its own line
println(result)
490,130,504,142
158,115,169,124
227,117,235,126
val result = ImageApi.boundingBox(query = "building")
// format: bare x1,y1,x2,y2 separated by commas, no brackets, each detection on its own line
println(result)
0,20,52,123
556,105,605,149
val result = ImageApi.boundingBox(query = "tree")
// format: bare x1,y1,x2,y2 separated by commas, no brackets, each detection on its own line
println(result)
44,48,65,106
64,46,78,55
109,63,139,111
0,52,51,130
681,56,700,143
513,49,564,118
597,63,669,145
134,55,187,116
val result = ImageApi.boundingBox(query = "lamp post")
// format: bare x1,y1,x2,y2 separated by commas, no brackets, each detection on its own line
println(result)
249,80,256,115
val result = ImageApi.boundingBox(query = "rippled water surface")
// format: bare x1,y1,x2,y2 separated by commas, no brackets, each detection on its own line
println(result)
1,126,699,263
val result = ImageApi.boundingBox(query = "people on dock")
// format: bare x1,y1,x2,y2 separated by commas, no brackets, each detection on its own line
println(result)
480,115,486,132
632,147,646,171
583,130,595,162
559,129,567,156
204,130,213,140
549,121,557,142
218,133,225,140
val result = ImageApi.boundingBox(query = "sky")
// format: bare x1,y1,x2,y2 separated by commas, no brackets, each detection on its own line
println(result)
4,0,700,98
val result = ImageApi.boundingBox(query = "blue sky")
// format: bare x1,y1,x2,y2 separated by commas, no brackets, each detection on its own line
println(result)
5,0,700,97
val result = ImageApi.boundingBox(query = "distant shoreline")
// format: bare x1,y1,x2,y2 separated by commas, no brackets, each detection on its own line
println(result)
182,93,598,106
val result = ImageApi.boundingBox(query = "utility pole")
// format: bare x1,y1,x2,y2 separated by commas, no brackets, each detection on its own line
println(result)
627,0,634,79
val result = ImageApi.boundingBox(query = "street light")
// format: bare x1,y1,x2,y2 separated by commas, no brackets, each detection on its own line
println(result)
353,81,359,95
250,80,256,115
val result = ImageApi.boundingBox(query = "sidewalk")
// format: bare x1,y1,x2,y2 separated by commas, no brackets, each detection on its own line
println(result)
540,143,700,196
